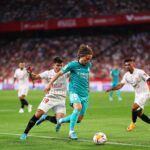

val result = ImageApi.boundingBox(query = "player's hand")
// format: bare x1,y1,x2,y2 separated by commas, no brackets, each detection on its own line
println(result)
105,89,111,92
44,84,52,93
27,66,33,73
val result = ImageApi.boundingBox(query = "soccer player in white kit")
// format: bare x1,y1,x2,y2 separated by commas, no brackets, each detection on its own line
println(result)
106,58,150,131
20,57,69,140
14,62,32,113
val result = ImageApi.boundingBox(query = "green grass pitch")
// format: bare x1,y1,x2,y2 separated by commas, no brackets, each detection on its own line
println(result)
0,90,150,150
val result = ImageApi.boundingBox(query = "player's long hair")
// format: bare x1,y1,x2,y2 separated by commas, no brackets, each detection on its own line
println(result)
77,44,93,59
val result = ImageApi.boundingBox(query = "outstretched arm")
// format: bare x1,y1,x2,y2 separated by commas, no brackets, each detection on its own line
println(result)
27,66,41,80
13,77,17,84
105,83,125,92
44,71,64,93
29,72,41,80
147,78,150,82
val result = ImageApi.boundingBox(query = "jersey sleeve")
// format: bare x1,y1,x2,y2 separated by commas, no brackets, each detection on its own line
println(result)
120,74,128,84
61,62,74,73
39,71,49,79
139,70,150,81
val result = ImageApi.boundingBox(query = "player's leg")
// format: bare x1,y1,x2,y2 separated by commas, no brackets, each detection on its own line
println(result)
20,97,51,140
127,103,140,131
20,109,45,140
23,88,32,112
21,95,32,112
54,105,66,132
56,103,75,125
77,100,88,123
136,95,150,124
56,103,84,125
67,93,82,139
109,83,114,101
117,90,122,101
127,94,150,131
19,88,32,113
68,102,81,139
56,101,87,131
18,89,25,113
109,92,113,101
127,103,139,131
36,114,57,125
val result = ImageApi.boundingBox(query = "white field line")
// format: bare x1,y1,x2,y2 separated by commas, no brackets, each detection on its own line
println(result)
0,132,150,148
0,109,16,112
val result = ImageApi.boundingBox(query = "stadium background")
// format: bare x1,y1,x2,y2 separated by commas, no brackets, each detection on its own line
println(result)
0,0,150,91
0,1,150,150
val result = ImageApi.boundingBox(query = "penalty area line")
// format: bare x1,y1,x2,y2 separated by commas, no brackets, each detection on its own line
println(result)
0,132,150,148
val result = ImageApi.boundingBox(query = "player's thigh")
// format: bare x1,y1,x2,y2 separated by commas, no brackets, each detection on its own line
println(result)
134,93,150,109
18,88,28,97
35,109,45,118
38,97,54,113
69,92,83,109
52,104,66,118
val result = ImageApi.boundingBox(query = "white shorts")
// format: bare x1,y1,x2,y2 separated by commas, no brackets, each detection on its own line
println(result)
18,87,29,97
38,95,66,114
134,93,150,109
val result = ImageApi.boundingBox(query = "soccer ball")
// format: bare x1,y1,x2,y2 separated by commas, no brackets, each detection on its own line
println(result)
93,132,107,145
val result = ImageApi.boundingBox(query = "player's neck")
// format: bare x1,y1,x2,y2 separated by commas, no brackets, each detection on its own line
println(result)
129,68,134,74
78,59,87,66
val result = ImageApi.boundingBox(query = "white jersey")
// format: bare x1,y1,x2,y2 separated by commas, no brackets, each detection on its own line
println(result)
121,68,150,96
14,68,29,89
39,69,68,98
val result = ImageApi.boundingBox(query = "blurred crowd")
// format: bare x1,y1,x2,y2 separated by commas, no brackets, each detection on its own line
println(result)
0,32,150,81
0,0,150,23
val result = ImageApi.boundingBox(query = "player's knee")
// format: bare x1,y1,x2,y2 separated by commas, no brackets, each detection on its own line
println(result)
73,103,82,111
77,116,83,123
132,107,143,116
35,109,45,118
77,120,81,123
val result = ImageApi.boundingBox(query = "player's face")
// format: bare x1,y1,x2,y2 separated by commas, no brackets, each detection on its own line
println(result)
79,54,93,65
19,63,25,70
53,63,63,73
124,61,134,72
114,64,118,69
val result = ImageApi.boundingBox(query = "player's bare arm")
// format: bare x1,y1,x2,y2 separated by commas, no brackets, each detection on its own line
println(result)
27,67,41,80
106,83,124,92
29,72,41,80
44,71,64,93
13,77,17,84
147,77,150,81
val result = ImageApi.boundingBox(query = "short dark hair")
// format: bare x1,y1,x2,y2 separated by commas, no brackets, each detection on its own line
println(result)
124,58,134,63
77,44,93,58
53,56,63,64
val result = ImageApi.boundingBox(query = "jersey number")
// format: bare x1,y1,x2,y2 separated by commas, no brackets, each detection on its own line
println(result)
42,98,49,103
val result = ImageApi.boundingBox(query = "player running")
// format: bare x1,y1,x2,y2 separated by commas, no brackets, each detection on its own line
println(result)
14,62,32,113
106,58,150,131
109,64,122,101
44,44,93,139
20,57,69,140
